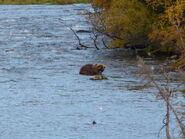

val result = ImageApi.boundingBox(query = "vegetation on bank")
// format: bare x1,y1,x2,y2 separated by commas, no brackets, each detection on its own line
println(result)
0,0,89,5
88,2,185,136
90,0,185,69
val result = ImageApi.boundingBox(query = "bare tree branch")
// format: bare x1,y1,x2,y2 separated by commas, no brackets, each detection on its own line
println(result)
137,56,185,138
90,29,99,50
102,38,109,49
69,27,89,49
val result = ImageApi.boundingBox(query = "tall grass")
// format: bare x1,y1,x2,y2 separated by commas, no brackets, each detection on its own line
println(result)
0,0,89,5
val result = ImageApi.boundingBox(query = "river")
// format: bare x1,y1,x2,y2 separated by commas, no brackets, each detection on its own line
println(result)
0,4,184,139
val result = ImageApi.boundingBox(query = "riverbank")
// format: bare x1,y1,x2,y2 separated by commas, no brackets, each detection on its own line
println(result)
0,0,89,5
90,0,185,70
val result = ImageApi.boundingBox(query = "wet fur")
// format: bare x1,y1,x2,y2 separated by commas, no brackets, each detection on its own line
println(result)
79,64,105,75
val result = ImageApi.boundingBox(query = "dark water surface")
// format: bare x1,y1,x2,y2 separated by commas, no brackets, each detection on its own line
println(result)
0,4,183,139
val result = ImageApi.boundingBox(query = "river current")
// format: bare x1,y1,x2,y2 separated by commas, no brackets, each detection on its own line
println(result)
0,4,184,139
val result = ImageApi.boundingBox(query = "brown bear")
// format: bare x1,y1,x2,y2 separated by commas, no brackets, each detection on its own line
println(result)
79,64,106,75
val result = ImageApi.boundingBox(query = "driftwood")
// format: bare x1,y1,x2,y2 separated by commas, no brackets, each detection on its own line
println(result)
76,30,91,33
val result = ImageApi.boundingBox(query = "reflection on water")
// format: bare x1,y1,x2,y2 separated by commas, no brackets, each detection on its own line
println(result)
0,4,183,139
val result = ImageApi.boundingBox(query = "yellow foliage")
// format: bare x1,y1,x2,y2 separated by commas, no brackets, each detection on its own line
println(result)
108,40,124,48
91,0,154,48
149,0,185,53
146,0,185,8
165,1,185,26
149,26,183,52
91,0,111,9
90,0,185,69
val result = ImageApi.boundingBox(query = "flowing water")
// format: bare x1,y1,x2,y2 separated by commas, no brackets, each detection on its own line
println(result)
0,4,184,139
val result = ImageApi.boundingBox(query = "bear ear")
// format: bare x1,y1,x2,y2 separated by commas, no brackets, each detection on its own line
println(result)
102,65,106,69
96,64,105,70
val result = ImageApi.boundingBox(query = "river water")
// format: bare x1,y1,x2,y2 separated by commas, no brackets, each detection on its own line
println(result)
0,4,184,139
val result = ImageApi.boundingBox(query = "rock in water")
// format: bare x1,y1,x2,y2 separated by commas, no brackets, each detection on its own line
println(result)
92,121,96,125
90,75,108,80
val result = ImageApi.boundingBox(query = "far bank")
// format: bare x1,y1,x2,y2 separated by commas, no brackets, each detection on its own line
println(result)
0,0,89,5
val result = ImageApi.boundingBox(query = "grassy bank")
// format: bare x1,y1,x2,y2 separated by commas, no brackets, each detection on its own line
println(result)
0,0,89,5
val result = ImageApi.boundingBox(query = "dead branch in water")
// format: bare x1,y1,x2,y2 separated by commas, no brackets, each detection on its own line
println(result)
90,29,99,50
102,38,109,49
58,18,91,50
69,27,89,49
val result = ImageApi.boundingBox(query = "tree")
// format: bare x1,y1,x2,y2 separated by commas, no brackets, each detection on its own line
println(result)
90,0,185,69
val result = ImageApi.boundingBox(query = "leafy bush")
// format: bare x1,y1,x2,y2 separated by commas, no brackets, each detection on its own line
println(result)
90,0,185,69
91,0,155,48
